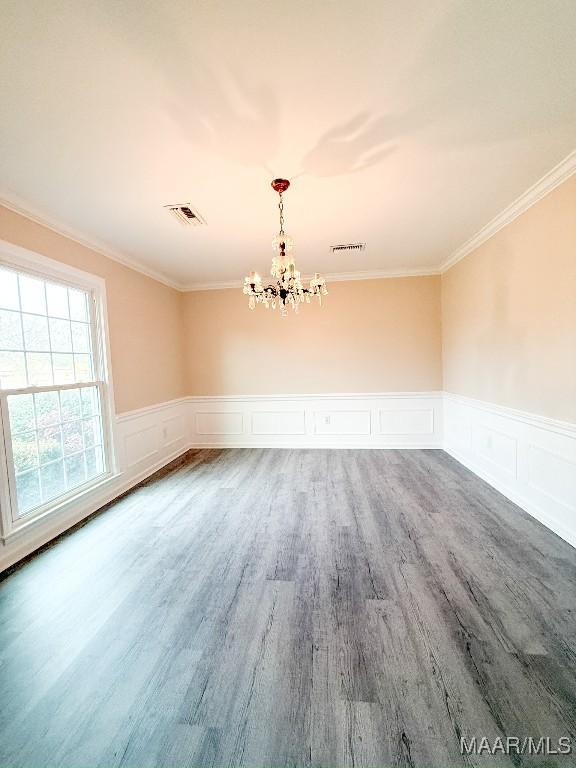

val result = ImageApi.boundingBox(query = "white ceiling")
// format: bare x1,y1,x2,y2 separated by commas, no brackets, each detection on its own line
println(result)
1,0,575,289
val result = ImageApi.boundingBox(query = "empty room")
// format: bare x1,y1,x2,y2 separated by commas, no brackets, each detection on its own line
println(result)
1,2,575,767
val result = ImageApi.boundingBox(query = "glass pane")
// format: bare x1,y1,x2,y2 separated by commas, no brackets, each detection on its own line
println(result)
0,268,20,310
82,416,102,448
85,446,105,481
8,393,35,433
22,313,50,352
49,318,72,352
81,386,98,416
94,445,104,475
19,275,46,315
12,432,39,472
0,351,26,388
62,420,83,455
60,388,81,421
52,353,74,384
65,453,86,489
71,322,90,353
74,354,93,382
34,390,60,427
15,470,41,514
0,309,23,350
26,352,53,386
68,289,88,321
38,426,63,464
46,283,69,319
40,460,66,502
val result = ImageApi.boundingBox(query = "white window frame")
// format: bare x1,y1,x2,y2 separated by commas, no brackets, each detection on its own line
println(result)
0,239,119,540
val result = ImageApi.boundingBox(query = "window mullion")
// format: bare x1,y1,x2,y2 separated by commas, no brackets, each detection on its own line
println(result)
15,275,30,388
0,381,101,397
0,394,14,536
45,280,56,387
97,380,111,472
89,293,103,382
0,394,19,527
33,398,45,504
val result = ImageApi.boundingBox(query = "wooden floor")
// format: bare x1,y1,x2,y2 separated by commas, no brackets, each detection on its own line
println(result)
1,449,575,768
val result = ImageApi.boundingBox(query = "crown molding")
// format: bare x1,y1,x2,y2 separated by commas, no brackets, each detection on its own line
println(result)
183,279,242,291
322,267,440,283
0,193,183,291
182,267,440,292
440,148,576,273
3,149,574,291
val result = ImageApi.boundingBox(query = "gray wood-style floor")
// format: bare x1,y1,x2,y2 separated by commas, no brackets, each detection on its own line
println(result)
1,448,575,768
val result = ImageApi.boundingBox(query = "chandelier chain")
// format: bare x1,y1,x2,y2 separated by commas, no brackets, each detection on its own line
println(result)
278,192,284,236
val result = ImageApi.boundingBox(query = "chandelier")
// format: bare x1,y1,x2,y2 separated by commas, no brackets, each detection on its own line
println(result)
243,178,327,315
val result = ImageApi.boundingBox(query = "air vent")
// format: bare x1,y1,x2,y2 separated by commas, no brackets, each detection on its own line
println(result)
330,242,366,253
164,203,206,226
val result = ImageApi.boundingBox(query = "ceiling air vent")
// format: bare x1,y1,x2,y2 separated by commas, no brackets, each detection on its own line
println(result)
164,203,206,226
330,242,366,253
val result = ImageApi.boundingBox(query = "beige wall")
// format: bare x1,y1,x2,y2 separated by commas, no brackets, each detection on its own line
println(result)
183,276,442,396
441,175,576,423
0,206,186,414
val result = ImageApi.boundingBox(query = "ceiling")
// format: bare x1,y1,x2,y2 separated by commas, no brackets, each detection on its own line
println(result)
1,0,576,290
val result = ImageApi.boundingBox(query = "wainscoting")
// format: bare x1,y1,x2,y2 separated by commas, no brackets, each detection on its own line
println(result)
1,391,575,571
188,393,443,449
444,393,576,548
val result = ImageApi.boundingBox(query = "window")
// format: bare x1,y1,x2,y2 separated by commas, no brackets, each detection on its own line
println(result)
0,254,115,529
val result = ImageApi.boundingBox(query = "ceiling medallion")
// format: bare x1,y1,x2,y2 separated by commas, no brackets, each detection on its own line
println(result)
243,178,327,316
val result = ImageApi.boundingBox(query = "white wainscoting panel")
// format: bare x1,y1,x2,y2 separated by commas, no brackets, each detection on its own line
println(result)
195,411,243,435
251,411,306,435
188,393,443,449
314,410,371,436
444,393,576,548
124,424,159,469
379,408,434,435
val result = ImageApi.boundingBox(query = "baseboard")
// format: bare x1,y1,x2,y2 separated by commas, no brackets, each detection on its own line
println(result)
443,392,576,549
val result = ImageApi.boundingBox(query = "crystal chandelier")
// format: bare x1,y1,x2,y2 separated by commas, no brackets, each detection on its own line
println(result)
243,178,327,315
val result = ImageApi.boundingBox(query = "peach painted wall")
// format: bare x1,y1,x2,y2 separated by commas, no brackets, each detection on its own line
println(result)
183,276,442,395
441,175,576,423
0,205,186,413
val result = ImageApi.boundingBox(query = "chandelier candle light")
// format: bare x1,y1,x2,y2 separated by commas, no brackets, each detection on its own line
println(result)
243,178,327,315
